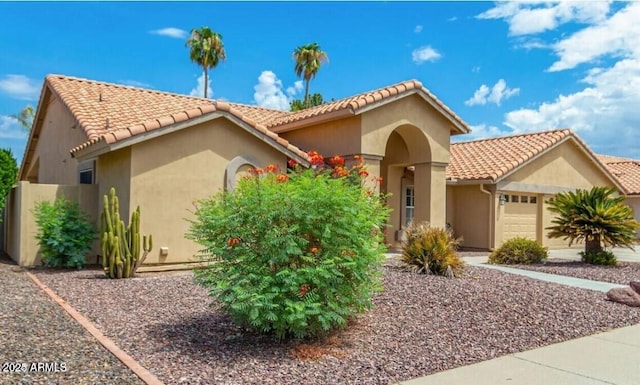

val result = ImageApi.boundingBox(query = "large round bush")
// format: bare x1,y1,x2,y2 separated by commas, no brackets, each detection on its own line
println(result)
187,155,390,339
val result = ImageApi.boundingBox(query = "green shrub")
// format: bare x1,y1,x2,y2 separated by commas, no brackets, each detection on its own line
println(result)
401,222,464,277
580,250,617,266
186,154,390,340
489,237,548,265
33,199,96,269
0,148,18,222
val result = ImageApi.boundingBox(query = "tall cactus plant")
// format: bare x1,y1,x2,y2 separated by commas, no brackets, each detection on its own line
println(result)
100,187,152,278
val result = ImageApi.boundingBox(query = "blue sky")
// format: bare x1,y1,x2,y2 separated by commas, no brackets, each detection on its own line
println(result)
1,1,639,164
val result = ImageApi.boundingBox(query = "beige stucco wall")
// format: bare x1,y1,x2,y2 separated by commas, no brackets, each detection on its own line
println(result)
279,116,362,157
26,97,88,184
447,185,492,249
96,147,132,219
625,196,640,239
128,117,286,264
3,182,98,266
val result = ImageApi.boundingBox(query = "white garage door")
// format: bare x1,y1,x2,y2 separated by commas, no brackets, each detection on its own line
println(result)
503,194,538,241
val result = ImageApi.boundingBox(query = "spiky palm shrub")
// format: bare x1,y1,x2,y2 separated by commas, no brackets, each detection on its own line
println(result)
401,222,464,277
546,186,640,256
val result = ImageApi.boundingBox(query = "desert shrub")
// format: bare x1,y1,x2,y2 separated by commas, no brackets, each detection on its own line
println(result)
489,237,548,265
187,154,390,339
33,199,96,269
401,221,464,277
580,250,617,266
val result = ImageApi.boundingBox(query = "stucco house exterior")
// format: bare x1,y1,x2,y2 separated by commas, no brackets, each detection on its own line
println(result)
444,130,624,250
3,74,634,267
6,74,469,266
597,155,640,238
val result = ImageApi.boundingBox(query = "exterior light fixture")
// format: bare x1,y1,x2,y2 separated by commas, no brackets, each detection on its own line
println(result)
499,194,507,206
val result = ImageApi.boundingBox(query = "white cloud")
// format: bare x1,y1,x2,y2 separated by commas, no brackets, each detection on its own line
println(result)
119,80,152,89
0,74,40,100
149,27,188,39
0,116,27,139
465,79,520,106
448,17,458,22
453,123,505,142
253,71,294,111
477,1,611,36
414,25,423,33
411,46,442,64
548,3,640,72
189,72,213,98
503,58,640,158
286,80,303,97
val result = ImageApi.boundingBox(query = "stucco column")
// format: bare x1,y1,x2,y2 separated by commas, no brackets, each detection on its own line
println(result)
385,166,404,241
414,162,447,228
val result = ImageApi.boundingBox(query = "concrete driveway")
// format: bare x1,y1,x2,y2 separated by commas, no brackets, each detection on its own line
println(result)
549,247,640,262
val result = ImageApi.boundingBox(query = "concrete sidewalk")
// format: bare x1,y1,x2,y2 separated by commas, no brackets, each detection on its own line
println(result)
400,323,640,385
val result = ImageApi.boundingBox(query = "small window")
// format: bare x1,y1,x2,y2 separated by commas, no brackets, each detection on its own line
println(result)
530,196,537,204
405,186,415,227
510,195,519,203
79,169,93,184
521,196,528,203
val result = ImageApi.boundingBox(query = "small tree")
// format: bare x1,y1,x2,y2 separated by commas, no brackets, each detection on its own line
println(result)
187,154,389,339
546,186,639,255
290,93,325,111
0,148,18,222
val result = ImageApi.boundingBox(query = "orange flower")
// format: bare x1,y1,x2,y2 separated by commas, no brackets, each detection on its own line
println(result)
329,155,345,166
265,164,279,173
288,159,298,168
254,167,265,175
310,247,318,254
358,169,369,177
276,173,289,183
377,177,383,184
227,237,241,247
353,155,361,161
299,284,310,296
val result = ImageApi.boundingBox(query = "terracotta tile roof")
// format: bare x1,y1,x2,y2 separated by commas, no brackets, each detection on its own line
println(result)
43,75,305,160
267,79,470,134
597,154,640,195
447,129,575,182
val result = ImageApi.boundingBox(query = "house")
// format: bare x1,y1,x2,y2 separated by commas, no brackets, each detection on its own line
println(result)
5,75,469,266
3,75,631,267
444,129,624,249
597,154,640,238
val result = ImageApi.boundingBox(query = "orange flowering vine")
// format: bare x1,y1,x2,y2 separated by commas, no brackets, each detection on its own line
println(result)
329,155,345,167
307,151,325,166
265,164,279,173
276,173,289,183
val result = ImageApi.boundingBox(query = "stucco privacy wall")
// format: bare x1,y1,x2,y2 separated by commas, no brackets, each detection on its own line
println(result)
96,147,132,223
128,117,286,264
3,182,98,266
446,185,492,249
26,97,88,184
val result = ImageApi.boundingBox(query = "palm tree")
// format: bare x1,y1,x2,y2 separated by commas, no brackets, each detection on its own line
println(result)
546,186,639,254
186,27,226,98
293,43,328,108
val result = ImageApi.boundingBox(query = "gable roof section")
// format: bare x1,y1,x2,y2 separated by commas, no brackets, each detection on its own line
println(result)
267,79,470,135
447,129,623,191
20,75,307,178
597,154,640,196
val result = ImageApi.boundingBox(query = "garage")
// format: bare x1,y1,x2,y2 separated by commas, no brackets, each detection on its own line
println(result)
502,193,538,241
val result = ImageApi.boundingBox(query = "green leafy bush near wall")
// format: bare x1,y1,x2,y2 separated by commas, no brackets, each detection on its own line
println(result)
489,237,548,265
401,222,464,277
580,250,617,266
0,148,18,222
186,154,390,339
33,199,96,269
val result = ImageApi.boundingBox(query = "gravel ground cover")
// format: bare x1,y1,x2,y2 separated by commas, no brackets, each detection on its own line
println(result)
513,259,640,285
31,258,640,385
0,256,144,385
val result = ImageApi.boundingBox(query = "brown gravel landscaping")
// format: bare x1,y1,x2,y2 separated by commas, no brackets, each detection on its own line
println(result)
30,258,640,385
513,258,640,285
0,256,144,385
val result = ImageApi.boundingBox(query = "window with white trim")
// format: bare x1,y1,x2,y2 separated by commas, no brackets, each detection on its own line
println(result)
405,185,414,227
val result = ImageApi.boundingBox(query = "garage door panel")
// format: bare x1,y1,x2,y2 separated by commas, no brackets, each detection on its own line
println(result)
503,194,538,242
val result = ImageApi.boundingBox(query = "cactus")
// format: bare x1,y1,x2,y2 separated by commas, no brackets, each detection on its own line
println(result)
100,187,153,278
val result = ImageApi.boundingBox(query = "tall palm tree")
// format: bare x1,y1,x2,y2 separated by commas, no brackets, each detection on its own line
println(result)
293,43,328,108
546,186,639,254
186,27,226,98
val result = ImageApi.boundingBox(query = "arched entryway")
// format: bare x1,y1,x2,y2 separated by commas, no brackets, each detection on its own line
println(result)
379,124,444,244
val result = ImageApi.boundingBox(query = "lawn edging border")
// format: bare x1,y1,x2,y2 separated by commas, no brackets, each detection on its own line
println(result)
26,271,165,385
